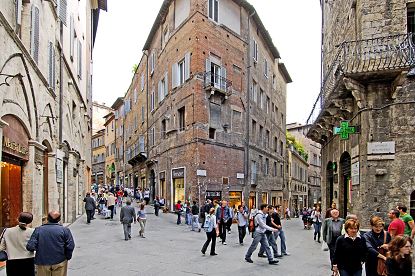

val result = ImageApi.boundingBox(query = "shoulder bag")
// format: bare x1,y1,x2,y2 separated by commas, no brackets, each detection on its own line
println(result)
376,231,388,276
0,228,8,261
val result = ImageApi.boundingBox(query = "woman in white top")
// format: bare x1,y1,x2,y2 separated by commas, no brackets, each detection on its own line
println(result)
201,208,219,256
137,203,147,238
0,212,35,276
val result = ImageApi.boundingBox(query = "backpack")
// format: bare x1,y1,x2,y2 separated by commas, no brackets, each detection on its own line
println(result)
248,214,258,233
203,215,213,232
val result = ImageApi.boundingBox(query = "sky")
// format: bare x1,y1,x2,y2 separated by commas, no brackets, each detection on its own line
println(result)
92,0,322,124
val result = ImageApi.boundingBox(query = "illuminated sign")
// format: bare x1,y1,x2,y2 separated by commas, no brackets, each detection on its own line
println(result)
2,136,28,156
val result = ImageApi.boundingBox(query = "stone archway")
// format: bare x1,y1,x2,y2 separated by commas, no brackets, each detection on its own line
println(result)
326,161,334,210
339,152,351,218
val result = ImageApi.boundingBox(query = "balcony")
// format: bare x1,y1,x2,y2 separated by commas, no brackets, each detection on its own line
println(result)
306,33,415,142
203,71,232,99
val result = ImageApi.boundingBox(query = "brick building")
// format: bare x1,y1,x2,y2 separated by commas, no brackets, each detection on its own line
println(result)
307,0,415,222
91,129,105,186
116,0,291,211
0,0,106,225
286,145,309,212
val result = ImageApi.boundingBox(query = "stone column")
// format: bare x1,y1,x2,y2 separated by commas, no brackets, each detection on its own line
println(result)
0,119,9,184
27,140,47,227
47,152,58,212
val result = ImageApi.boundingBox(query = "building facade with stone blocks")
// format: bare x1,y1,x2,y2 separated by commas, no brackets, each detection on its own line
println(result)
111,97,127,188
286,145,309,213
307,0,415,223
0,0,106,225
92,101,112,135
104,112,115,186
287,123,322,208
117,0,291,211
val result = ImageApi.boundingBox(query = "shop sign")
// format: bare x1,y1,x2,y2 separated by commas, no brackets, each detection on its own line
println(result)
2,136,28,156
172,168,185,179
351,162,359,185
196,169,206,176
367,141,395,155
236,173,244,179
56,149,64,183
206,191,221,197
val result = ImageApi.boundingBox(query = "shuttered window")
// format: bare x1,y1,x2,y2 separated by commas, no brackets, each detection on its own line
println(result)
77,40,82,79
30,5,40,63
150,52,155,75
141,74,145,91
70,15,74,60
57,0,67,26
172,52,190,88
141,105,145,123
150,90,155,111
48,42,55,89
15,0,22,29
252,39,258,62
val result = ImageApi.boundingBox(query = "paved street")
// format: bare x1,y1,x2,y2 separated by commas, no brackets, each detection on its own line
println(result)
67,205,331,276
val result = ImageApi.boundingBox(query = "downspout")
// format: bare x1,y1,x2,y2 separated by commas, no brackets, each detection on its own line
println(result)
143,50,149,186
244,10,256,204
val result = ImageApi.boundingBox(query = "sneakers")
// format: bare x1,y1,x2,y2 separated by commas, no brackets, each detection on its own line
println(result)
201,250,205,255
222,242,227,245
210,253,218,256
228,231,231,234
257,254,267,258
245,257,253,263
283,252,291,256
269,260,279,265
240,243,244,246
275,254,283,258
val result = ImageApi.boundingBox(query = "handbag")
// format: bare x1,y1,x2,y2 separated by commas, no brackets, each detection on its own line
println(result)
376,231,388,276
0,228,8,261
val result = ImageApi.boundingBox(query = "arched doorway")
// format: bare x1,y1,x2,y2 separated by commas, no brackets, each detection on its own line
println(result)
150,169,156,201
410,191,415,219
326,161,334,210
339,152,351,218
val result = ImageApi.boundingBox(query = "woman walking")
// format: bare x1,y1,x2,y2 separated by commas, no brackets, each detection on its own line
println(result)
0,212,35,276
363,216,391,276
386,235,412,276
137,203,147,238
175,200,182,225
312,205,323,242
332,219,367,276
201,208,218,256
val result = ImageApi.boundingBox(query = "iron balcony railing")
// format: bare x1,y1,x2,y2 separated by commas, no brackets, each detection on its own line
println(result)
204,71,232,94
306,33,415,126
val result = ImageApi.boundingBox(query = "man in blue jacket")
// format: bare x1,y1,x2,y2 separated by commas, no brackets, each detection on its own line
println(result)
27,211,75,276
216,200,231,245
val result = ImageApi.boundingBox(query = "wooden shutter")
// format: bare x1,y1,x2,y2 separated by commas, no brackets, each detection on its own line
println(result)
16,0,22,27
184,52,190,80
158,80,163,102
172,63,178,88
78,40,82,79
30,5,39,63
48,42,55,89
220,66,227,92
141,74,144,91
164,72,168,96
57,0,67,25
70,15,74,60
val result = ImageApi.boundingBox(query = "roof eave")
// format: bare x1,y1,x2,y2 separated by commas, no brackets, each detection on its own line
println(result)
278,63,292,83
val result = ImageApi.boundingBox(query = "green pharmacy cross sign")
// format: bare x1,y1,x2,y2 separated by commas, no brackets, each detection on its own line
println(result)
334,121,357,140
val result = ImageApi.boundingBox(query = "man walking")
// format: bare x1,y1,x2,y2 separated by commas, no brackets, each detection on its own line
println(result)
216,200,231,245
244,204,279,265
322,209,344,268
397,205,415,239
107,192,116,219
236,205,248,245
258,205,281,258
388,209,405,238
274,205,290,256
191,201,201,232
83,192,95,224
120,200,136,241
26,211,75,276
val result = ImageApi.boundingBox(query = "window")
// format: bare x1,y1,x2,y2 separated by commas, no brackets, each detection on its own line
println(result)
252,39,258,62
150,90,155,111
141,105,145,123
172,53,190,88
280,141,284,156
161,119,166,139
15,0,22,30
266,96,270,114
70,15,74,60
178,58,185,85
150,127,155,146
251,160,257,184
264,59,268,78
272,74,277,89
281,113,284,126
141,74,145,91
273,161,277,177
252,80,258,103
274,137,278,152
77,40,82,79
259,155,263,173
265,130,270,149
265,158,269,175
163,26,169,48
150,51,156,75
178,106,185,131
158,72,168,103
408,8,415,33
208,0,219,22
48,42,55,89
134,89,137,103
30,5,40,63
252,120,257,140
259,125,263,147
259,89,264,109
209,128,216,139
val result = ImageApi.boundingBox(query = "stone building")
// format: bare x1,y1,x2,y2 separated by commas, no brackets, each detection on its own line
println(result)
92,101,112,134
91,129,105,186
118,0,291,211
111,97,126,188
104,112,115,186
287,123,322,208
307,0,415,221
0,0,106,225
286,145,309,212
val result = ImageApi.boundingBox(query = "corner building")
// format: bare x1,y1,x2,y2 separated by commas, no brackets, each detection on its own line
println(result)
121,0,291,211
307,0,415,222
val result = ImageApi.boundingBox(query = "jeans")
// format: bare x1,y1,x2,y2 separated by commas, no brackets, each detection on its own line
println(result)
99,203,105,213
191,215,200,231
86,210,94,223
313,222,321,240
186,213,192,225
154,205,160,216
259,232,279,257
122,223,132,240
238,225,247,244
139,219,146,236
108,205,114,219
177,212,181,224
328,240,337,267
201,230,216,254
218,219,227,243
339,269,362,276
245,232,274,261
226,219,232,231
274,228,287,254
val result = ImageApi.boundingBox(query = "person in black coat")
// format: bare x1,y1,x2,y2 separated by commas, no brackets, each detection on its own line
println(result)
83,192,96,224
363,216,391,276
386,235,413,276
333,219,367,276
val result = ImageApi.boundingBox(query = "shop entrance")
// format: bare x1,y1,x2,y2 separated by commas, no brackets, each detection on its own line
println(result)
228,191,241,209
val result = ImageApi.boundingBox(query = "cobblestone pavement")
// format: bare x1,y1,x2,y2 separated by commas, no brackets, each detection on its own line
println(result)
66,205,331,276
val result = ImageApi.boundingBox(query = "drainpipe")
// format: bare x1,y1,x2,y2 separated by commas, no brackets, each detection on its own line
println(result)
244,10,256,204
143,50,149,187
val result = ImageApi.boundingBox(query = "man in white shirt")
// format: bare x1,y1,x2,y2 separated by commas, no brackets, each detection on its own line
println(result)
245,204,279,265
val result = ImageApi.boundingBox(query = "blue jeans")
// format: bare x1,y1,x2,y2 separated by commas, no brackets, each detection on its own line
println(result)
191,215,200,231
339,269,362,276
245,232,274,261
177,212,181,224
258,232,279,257
274,228,287,254
313,222,321,240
